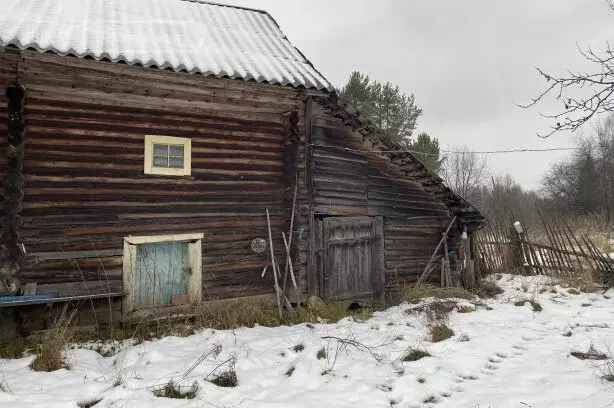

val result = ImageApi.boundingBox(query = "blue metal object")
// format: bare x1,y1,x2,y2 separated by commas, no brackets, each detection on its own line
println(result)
0,294,54,303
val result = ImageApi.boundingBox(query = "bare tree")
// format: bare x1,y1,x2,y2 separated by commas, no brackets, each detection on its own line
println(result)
521,1,614,137
442,146,488,202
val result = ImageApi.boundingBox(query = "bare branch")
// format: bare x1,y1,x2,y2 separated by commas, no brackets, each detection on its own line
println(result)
521,29,614,137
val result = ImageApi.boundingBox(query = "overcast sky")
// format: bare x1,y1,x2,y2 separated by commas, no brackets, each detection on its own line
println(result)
220,0,614,189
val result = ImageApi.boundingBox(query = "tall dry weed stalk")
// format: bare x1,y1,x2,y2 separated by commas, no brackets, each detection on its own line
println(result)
30,305,78,372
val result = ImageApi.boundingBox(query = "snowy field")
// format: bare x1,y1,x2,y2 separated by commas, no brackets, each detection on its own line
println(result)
1,274,614,408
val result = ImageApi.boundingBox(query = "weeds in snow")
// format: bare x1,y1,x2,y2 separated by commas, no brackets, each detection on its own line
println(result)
530,300,543,312
206,354,238,387
209,369,238,387
316,347,327,360
285,365,296,377
458,332,471,342
471,280,504,298
423,395,438,403
152,381,198,399
292,343,305,353
402,347,430,362
458,305,474,313
416,377,426,383
513,299,542,312
320,334,385,375
430,323,454,342
570,345,608,360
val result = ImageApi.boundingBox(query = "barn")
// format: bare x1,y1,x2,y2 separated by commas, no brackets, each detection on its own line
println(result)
0,0,484,337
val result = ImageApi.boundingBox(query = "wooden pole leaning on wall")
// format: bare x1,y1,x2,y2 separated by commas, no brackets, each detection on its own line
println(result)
443,233,451,287
282,231,301,307
417,216,457,286
282,178,298,302
266,209,284,318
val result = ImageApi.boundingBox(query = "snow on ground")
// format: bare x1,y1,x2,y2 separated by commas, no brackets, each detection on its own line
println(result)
1,274,614,408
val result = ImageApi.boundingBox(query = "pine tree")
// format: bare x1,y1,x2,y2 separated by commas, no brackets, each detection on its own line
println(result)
338,71,422,145
409,132,443,172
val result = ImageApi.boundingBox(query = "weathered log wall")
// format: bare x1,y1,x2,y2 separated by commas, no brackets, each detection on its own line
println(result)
303,102,457,292
4,48,303,301
0,49,17,229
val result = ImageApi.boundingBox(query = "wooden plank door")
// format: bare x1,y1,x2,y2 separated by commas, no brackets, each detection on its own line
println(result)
134,242,189,309
318,216,384,300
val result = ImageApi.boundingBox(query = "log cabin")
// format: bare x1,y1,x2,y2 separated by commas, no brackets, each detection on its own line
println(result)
0,0,484,338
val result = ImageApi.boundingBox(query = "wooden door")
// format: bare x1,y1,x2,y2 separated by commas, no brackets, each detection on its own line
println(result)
317,216,384,300
134,242,189,309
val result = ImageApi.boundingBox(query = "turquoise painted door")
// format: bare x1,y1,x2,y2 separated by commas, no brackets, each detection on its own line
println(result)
134,242,188,310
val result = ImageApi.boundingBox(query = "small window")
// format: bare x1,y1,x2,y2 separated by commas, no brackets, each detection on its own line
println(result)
144,135,191,176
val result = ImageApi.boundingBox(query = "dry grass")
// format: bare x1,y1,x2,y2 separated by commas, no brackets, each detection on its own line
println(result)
30,306,77,372
402,285,476,303
1,297,378,360
194,297,376,330
471,281,504,298
0,338,37,359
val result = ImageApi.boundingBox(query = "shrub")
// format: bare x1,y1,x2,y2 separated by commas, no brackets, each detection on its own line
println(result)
153,381,198,399
316,347,326,360
292,343,305,353
402,347,431,362
416,377,426,383
430,324,454,342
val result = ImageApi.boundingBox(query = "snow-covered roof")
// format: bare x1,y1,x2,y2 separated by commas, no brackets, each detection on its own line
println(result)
0,0,332,90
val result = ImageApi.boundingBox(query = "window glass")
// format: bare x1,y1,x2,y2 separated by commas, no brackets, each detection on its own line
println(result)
152,144,185,169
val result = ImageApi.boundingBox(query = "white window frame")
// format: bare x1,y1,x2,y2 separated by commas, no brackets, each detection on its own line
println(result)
144,135,192,176
122,233,203,315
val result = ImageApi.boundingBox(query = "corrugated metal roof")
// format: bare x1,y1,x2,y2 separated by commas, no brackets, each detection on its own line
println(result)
0,0,332,90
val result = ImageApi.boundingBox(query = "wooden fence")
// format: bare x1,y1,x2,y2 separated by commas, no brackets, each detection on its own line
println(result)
476,220,614,284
